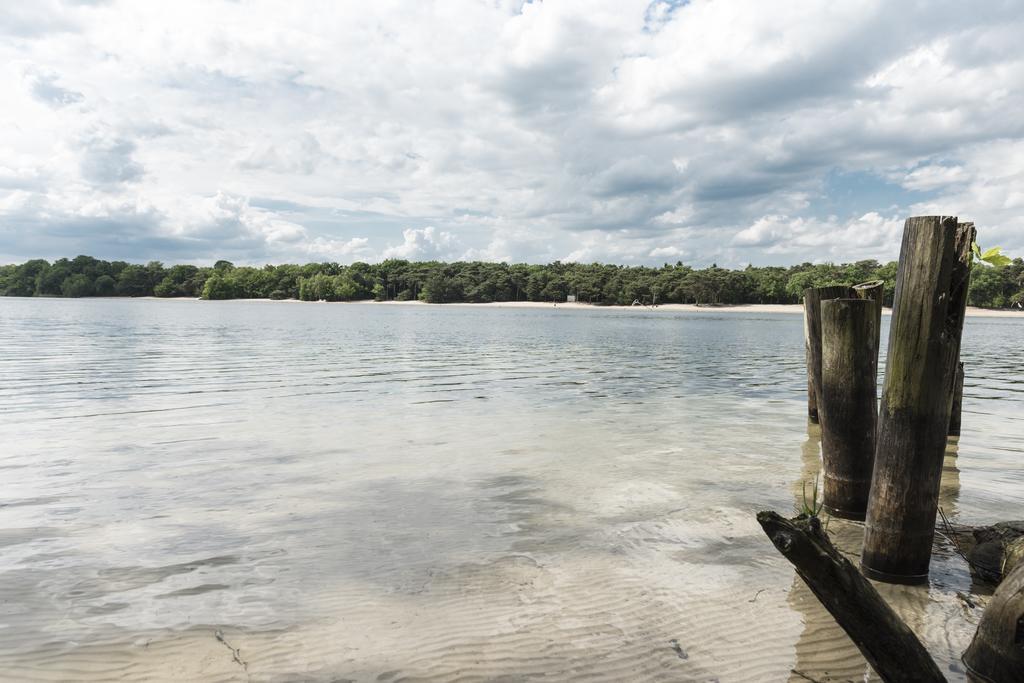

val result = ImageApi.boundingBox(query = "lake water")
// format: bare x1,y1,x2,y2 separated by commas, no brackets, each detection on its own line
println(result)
1,298,1022,682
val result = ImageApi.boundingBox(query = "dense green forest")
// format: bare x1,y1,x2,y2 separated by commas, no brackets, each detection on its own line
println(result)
2,254,1023,308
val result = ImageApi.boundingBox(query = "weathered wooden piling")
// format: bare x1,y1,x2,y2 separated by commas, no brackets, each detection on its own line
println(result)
945,221,975,438
803,285,851,423
949,362,965,437
819,299,878,520
861,216,975,584
852,279,884,355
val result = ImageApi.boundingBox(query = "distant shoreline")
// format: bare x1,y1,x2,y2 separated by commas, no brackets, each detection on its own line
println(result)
114,297,1024,318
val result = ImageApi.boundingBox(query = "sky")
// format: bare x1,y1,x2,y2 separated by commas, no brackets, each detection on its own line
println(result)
2,0,1024,268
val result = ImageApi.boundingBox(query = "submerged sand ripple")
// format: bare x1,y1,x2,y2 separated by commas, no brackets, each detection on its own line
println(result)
0,300,1020,681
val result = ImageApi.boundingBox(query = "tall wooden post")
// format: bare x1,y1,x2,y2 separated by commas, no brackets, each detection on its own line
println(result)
803,285,851,423
819,299,878,520
949,362,965,437
861,216,975,584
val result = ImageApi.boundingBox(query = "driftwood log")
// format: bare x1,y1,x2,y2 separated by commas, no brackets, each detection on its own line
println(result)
962,562,1024,682
819,298,878,520
862,216,975,584
756,511,945,682
803,285,852,423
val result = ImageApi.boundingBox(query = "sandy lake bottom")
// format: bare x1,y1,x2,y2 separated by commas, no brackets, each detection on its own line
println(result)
1,298,1021,682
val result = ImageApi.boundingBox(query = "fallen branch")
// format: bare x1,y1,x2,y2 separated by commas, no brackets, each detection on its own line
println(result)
756,511,945,682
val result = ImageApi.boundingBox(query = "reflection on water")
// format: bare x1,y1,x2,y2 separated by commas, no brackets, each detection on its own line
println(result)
793,420,822,513
0,299,1021,681
940,443,962,519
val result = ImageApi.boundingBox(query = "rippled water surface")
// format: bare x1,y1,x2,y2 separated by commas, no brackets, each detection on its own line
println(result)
1,299,1022,681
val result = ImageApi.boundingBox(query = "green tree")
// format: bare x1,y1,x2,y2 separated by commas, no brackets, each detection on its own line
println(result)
4,248,1023,309
94,274,116,296
968,265,1008,308
35,259,70,296
61,273,94,297
201,272,235,300
116,265,153,296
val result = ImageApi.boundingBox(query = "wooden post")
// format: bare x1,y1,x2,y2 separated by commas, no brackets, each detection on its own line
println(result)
962,563,1024,682
946,220,975,438
804,285,851,423
756,512,945,682
852,279,885,356
949,362,965,437
806,375,817,424
819,299,878,520
861,216,975,584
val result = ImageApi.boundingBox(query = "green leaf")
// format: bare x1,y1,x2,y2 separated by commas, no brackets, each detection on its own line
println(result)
973,244,1011,267
972,243,1011,267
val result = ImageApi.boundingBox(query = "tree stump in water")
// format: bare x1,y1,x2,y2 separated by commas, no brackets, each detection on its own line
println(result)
861,216,975,584
803,285,851,423
963,563,1024,682
756,511,945,682
819,298,878,520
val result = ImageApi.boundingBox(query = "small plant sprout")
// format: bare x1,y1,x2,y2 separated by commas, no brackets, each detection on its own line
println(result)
972,242,1012,267
801,474,826,518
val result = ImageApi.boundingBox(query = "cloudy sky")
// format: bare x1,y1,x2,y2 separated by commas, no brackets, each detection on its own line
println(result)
2,0,1023,267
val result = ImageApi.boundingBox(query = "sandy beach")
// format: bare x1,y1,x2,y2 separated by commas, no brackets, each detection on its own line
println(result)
131,296,1024,318
358,299,1024,318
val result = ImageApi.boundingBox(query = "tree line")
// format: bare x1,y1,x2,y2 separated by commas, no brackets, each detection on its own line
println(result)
2,254,1023,308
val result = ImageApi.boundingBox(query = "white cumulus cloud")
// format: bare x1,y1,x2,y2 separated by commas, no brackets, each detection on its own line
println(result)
1,0,1023,266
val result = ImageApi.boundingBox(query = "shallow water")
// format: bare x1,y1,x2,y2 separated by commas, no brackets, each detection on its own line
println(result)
0,298,1021,682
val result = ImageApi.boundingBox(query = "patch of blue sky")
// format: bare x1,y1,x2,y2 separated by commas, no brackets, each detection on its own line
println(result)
644,0,691,33
806,169,940,221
